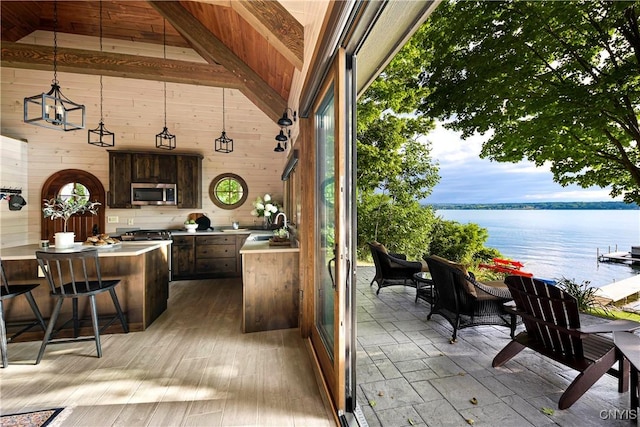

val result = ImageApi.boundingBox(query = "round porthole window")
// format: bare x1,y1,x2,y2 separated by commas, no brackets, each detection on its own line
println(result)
209,173,248,209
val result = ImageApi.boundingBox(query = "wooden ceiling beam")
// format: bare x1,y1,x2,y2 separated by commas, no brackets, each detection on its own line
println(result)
147,0,286,122
0,42,241,88
231,0,303,70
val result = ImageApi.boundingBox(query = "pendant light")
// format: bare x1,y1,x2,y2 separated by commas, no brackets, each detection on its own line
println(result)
215,88,233,153
88,0,115,147
274,127,290,152
156,19,176,150
23,0,86,131
277,108,296,127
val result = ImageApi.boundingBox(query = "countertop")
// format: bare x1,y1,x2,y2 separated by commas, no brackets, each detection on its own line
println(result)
0,241,171,261
239,237,300,254
171,229,256,236
172,229,299,253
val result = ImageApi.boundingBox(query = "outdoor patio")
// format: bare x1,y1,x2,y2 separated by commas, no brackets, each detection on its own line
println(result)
356,266,637,427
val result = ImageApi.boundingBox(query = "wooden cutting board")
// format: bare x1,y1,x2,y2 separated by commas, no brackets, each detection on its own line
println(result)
187,212,205,221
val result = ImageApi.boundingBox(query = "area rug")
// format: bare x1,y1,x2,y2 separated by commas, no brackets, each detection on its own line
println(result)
0,407,70,427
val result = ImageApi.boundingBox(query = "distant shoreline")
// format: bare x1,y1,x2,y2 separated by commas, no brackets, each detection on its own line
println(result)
428,201,639,210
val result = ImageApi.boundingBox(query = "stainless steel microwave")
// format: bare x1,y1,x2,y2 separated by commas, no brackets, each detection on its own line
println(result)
131,183,177,206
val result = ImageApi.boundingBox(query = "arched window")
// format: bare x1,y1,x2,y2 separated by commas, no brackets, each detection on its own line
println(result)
41,170,106,243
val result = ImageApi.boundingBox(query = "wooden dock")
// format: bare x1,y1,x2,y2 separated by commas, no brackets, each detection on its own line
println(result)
598,246,640,264
595,275,640,309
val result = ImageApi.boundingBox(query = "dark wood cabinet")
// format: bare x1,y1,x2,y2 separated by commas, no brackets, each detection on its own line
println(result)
171,235,195,279
108,151,132,208
177,155,202,208
171,234,246,279
132,153,176,183
108,150,202,209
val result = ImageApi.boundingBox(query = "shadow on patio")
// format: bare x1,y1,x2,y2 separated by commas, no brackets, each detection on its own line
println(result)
356,266,635,427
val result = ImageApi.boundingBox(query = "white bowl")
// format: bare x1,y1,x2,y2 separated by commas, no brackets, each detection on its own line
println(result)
185,223,198,232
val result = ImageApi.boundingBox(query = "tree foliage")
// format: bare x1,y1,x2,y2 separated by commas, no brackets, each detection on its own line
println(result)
418,0,640,204
429,219,501,266
356,30,440,260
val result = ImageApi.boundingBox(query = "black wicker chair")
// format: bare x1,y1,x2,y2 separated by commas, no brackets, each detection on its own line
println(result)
424,255,518,342
367,242,425,295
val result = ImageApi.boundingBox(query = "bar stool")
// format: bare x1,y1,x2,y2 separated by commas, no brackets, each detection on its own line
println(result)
35,248,128,364
0,258,47,368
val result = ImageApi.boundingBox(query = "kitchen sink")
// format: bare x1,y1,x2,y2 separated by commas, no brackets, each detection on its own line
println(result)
250,235,272,241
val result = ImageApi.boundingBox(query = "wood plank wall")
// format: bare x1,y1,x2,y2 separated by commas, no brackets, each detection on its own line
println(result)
0,32,290,247
0,135,29,248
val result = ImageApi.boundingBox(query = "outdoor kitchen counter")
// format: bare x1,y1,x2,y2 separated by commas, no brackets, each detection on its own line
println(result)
239,236,300,333
0,242,171,337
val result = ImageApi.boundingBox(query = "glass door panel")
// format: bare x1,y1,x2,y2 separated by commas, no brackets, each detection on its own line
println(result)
316,84,336,356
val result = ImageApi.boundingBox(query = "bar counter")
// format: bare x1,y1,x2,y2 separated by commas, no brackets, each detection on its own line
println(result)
239,237,300,333
0,241,171,338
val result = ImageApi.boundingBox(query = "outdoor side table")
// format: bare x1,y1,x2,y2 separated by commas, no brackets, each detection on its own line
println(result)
414,271,434,304
613,331,640,411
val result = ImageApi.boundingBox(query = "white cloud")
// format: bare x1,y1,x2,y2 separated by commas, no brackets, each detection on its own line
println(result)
421,121,617,203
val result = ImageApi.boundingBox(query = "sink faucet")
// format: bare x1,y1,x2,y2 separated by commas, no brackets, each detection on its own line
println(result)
274,212,288,229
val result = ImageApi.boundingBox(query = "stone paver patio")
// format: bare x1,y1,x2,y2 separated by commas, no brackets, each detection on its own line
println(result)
356,266,638,427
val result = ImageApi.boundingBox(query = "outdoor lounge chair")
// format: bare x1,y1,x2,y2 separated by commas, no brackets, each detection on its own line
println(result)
493,275,640,409
424,255,518,342
367,242,426,294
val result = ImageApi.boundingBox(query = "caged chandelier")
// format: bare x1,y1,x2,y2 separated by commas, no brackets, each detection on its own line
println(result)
24,0,86,131
88,0,115,147
215,88,233,153
155,18,176,150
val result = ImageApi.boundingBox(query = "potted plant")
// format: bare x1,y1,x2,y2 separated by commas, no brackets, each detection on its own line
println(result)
43,193,101,248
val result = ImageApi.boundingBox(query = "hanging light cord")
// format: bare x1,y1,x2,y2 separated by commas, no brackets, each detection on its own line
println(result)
163,19,167,128
222,88,226,131
99,0,104,123
53,0,58,86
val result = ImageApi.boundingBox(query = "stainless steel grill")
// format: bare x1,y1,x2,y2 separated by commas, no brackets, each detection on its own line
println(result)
120,230,172,241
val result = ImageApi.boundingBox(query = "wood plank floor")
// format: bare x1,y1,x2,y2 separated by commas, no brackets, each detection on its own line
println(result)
0,278,334,427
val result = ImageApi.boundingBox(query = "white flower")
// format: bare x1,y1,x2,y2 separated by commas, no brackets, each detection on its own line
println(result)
265,203,274,212
269,204,278,213
264,210,272,217
264,194,271,202
255,202,264,210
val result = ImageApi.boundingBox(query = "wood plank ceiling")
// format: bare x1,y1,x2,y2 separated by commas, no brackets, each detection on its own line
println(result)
0,0,304,122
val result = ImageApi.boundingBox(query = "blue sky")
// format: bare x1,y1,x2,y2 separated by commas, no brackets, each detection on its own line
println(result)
420,123,618,204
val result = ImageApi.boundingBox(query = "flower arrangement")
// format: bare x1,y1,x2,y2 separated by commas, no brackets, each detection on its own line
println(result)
43,193,101,232
250,193,279,218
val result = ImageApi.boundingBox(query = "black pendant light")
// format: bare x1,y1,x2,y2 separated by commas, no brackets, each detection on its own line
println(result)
156,19,176,150
277,108,296,127
274,127,289,152
24,0,86,131
215,88,233,153
88,0,115,147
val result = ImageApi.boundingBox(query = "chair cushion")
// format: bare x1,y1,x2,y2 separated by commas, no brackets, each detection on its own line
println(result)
371,241,389,254
430,255,477,298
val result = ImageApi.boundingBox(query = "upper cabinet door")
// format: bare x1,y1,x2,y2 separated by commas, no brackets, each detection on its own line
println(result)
132,153,176,183
108,152,132,208
176,155,202,208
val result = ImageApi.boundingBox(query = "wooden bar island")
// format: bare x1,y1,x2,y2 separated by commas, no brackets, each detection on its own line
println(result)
0,241,171,339
239,237,300,333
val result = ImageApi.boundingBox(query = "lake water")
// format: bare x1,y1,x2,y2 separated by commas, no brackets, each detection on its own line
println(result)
436,209,640,287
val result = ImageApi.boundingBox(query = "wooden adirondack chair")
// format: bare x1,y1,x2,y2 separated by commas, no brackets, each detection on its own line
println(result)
493,275,640,409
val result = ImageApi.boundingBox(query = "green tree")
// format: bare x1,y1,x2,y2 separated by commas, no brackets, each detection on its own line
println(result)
356,30,440,260
429,219,501,266
418,1,640,204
